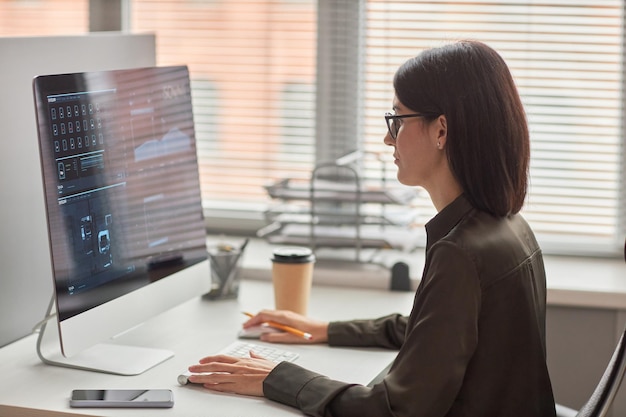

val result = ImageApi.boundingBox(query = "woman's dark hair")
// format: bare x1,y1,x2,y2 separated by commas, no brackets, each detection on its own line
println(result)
393,40,529,216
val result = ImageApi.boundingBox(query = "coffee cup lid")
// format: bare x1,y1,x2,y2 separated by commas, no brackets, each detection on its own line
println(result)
272,247,315,264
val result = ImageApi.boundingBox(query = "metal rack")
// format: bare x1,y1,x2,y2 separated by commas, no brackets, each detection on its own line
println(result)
257,151,423,262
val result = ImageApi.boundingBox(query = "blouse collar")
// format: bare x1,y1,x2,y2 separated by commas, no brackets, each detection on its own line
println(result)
424,194,474,251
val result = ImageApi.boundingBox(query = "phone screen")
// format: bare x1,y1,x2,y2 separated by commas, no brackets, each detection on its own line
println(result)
70,389,174,408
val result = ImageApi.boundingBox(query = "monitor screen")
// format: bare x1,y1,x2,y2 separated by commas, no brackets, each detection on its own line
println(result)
33,66,210,375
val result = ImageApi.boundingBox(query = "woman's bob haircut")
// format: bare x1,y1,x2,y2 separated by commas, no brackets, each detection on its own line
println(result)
394,40,529,217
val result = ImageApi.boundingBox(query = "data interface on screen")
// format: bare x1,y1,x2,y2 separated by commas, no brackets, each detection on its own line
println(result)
35,67,208,321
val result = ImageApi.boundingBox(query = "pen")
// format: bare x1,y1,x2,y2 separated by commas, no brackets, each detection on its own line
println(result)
243,312,313,341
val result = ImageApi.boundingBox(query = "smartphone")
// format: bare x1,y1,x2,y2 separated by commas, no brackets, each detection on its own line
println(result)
69,389,174,408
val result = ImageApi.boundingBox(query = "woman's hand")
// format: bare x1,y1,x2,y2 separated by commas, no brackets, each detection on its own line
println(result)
244,309,329,344
188,351,276,396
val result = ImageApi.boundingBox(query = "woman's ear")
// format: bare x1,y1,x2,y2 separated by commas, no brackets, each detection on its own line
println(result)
434,115,447,149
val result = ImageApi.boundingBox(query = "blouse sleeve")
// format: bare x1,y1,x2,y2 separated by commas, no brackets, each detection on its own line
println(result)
326,313,408,349
263,241,481,417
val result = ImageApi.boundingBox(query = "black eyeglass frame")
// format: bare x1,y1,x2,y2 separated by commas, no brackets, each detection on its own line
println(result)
384,112,440,140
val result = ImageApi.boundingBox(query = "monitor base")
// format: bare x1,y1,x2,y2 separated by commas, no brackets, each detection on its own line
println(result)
35,296,173,376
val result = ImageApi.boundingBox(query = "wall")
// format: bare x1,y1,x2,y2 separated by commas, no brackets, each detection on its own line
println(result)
547,306,626,416
0,33,156,347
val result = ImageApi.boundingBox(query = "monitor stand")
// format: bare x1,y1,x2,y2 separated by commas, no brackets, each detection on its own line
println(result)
35,296,173,376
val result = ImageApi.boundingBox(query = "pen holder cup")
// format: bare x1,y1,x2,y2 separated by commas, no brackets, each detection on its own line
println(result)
204,243,246,300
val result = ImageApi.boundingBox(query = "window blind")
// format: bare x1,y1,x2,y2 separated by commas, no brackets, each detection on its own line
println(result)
132,0,624,255
362,0,625,255
0,0,88,36
3,1,622,254
130,0,317,219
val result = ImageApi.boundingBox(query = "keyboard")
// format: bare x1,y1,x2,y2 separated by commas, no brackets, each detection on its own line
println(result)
178,341,299,385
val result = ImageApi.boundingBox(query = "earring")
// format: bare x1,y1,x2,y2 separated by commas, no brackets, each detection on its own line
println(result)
437,141,441,149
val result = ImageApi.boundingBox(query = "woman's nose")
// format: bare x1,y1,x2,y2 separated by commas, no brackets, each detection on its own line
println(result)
383,131,394,146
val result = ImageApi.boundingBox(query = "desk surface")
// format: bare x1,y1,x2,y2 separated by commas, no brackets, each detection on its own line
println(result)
0,280,414,417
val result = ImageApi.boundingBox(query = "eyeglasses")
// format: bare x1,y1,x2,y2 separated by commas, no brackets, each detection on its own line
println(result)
384,112,439,140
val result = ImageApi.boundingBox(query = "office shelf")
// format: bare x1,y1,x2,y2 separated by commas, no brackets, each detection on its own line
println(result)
257,151,424,262
264,178,418,205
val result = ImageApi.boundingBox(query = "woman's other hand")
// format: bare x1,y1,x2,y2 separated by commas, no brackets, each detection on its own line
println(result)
188,351,275,397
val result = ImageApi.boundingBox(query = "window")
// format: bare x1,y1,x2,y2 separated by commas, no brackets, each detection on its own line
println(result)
2,0,623,256
130,0,625,256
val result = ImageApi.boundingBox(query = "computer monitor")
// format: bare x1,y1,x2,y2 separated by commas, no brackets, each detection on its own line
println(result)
32,66,211,375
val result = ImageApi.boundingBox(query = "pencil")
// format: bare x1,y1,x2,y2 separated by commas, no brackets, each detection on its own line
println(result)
243,311,313,341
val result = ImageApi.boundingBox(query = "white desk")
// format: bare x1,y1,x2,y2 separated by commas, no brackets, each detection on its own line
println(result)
0,279,415,417
4,250,623,416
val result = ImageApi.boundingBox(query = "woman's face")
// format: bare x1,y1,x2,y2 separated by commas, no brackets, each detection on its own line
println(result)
383,96,445,188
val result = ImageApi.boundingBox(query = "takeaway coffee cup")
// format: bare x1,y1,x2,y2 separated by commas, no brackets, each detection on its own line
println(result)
271,247,315,315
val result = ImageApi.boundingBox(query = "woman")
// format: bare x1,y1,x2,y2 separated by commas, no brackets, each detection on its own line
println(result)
188,40,557,417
